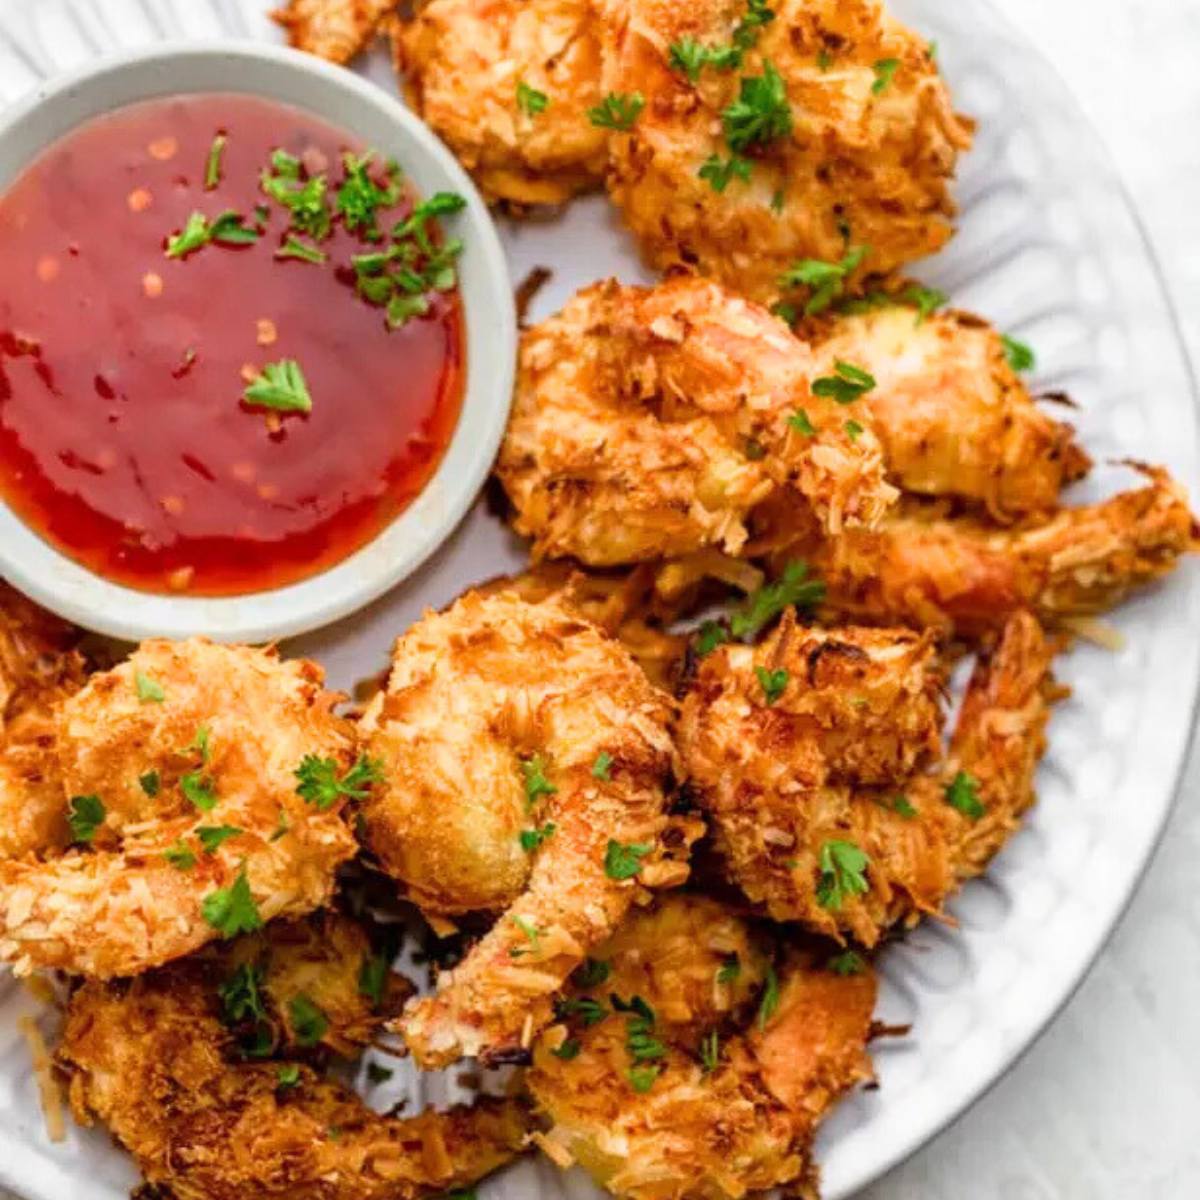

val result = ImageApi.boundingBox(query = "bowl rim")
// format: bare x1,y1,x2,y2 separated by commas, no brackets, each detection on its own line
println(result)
0,39,516,643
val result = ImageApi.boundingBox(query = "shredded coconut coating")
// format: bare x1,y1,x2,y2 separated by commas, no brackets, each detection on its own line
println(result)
527,894,877,1199
498,276,896,567
360,589,681,1068
0,639,358,978
272,0,397,63
598,0,973,302
394,0,608,205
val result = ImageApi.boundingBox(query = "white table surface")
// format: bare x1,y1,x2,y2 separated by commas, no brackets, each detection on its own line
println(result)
1,3,1197,1199
860,2,1200,1197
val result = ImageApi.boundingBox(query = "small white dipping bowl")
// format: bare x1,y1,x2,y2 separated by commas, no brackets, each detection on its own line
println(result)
0,43,515,643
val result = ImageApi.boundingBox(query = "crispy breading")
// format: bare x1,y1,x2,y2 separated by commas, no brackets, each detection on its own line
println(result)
0,640,358,978
678,611,1057,945
808,304,1091,518
272,0,397,64
599,0,973,303
394,0,608,205
498,276,896,567
0,585,86,860
527,894,876,1199
58,917,527,1200
764,465,1200,636
360,589,681,1068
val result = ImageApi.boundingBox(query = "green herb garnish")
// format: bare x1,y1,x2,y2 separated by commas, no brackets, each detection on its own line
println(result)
588,92,645,130
815,839,870,911
945,770,985,820
812,359,876,405
295,753,384,809
516,81,550,117
604,839,651,880
202,865,263,937
68,794,105,844
243,359,313,413
135,670,165,703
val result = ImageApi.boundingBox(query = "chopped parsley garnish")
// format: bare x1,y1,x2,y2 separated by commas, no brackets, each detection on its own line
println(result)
204,133,226,190
588,92,645,131
520,822,557,853
730,560,824,640
260,153,331,240
516,81,550,117
336,151,403,238
520,755,557,808
165,210,260,258
366,1061,395,1085
574,957,612,988
695,620,730,656
778,244,869,315
700,1029,720,1072
871,58,900,95
668,0,775,80
219,962,267,1025
277,1064,301,1090
815,839,870,911
139,770,160,798
945,770,985,820
668,37,711,83
612,994,666,1063
604,839,651,880
722,61,792,152
135,670,165,703
698,152,752,193
557,996,607,1027
1001,333,1036,372
164,841,196,870
845,419,864,441
757,963,780,1029
393,191,468,238
716,953,741,985
187,725,211,763
288,993,330,1046
788,408,817,436
509,914,544,958
892,794,917,819
67,794,105,844
899,282,947,324
359,953,391,1008
276,235,327,264
552,1037,582,1061
295,753,385,809
271,808,290,842
165,211,210,258
812,359,876,404
201,864,263,938
828,949,867,976
181,771,218,812
243,358,313,413
754,665,788,704
197,825,243,855
592,751,614,781
628,1065,661,1093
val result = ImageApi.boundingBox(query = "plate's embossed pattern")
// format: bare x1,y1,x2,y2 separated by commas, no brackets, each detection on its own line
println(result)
0,3,1196,1199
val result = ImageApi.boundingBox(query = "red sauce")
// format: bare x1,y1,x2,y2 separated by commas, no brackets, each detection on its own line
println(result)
0,93,464,595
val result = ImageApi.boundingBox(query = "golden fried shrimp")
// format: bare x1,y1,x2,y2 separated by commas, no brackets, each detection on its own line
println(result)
598,0,973,304
808,304,1091,517
527,895,877,1199
498,276,896,568
272,0,397,63
0,585,86,860
769,465,1200,636
394,0,608,205
359,589,679,1068
0,639,359,978
679,611,1056,945
59,920,528,1200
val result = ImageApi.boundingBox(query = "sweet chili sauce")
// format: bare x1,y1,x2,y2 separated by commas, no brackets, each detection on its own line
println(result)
0,93,464,595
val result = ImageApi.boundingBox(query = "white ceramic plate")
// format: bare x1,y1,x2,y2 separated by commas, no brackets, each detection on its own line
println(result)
0,2,1197,1199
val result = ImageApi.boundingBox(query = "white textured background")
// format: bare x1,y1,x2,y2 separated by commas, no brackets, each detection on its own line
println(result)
860,2,1200,1197
0,3,1197,1198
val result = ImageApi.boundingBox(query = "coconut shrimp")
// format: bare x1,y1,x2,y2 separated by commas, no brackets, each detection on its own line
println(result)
527,894,877,1199
59,917,528,1200
598,0,973,305
497,276,896,568
0,585,86,860
394,0,608,205
765,464,1200,637
359,589,685,1068
678,609,1057,945
272,0,397,64
0,639,360,978
806,303,1091,518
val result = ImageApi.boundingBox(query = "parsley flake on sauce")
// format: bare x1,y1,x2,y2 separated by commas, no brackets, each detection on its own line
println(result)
243,359,313,413
204,134,227,190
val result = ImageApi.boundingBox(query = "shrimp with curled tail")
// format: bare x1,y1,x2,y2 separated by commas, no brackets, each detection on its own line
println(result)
527,894,877,1199
0,639,359,978
360,589,688,1068
498,276,896,568
678,609,1059,946
59,913,529,1200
